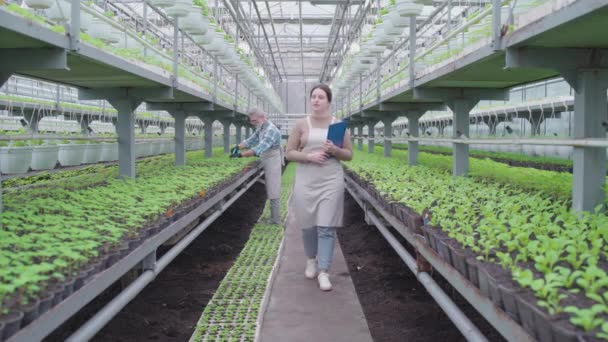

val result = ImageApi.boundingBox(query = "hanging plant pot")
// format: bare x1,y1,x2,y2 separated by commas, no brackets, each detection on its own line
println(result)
58,143,87,166
89,19,113,43
25,0,54,9
147,0,176,8
179,10,208,35
30,144,59,171
397,2,423,17
0,145,33,174
390,9,410,27
45,0,71,22
80,11,93,32
384,21,403,36
166,0,191,18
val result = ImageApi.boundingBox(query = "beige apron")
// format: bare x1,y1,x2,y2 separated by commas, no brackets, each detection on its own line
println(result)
261,147,282,200
292,116,344,228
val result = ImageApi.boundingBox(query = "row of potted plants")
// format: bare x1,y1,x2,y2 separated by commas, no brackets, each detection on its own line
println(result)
191,164,295,342
0,149,258,341
0,138,205,174
343,149,608,341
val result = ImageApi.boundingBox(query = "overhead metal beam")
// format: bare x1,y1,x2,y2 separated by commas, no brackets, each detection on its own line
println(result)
264,0,287,76
248,0,283,81
299,0,305,83
319,1,349,82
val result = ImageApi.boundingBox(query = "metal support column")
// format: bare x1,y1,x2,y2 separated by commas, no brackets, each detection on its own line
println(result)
172,111,186,165
382,115,398,157
357,125,363,151
202,118,214,158
505,47,608,211
221,119,231,153
408,113,420,166
109,98,142,178
414,88,505,176
572,70,608,212
367,120,377,153
235,124,242,145
447,99,476,176
350,126,355,146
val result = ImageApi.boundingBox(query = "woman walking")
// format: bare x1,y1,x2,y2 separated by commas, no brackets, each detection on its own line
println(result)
285,84,353,291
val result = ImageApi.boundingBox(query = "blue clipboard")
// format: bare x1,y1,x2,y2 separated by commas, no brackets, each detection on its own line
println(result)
327,121,347,148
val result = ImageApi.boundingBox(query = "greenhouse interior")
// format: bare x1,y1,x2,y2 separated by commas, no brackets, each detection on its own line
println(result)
0,0,607,341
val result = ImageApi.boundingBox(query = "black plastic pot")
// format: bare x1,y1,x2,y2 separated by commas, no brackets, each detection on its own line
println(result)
61,277,76,301
434,232,452,265
515,289,554,341
0,311,24,340
74,264,96,291
50,283,65,307
447,241,468,277
118,242,130,258
104,251,121,269
465,256,480,287
0,322,4,342
552,318,580,342
20,298,40,327
478,262,506,308
498,280,523,323
38,291,54,317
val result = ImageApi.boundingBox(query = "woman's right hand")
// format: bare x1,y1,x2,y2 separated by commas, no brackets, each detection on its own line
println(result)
306,151,328,164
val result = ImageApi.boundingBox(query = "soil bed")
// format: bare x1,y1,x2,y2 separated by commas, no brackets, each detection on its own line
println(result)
338,192,506,342
45,183,267,342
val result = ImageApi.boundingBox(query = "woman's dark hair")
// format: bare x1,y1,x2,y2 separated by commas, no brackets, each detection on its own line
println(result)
310,84,332,103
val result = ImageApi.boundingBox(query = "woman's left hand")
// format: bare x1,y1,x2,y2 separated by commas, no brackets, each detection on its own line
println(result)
323,140,339,155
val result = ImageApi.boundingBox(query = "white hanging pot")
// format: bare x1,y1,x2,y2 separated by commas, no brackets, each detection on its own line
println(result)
0,145,32,174
89,19,113,43
195,30,214,45
110,29,124,46
30,145,59,171
80,11,93,32
384,21,403,36
398,2,423,17
166,0,191,18
179,10,208,35
148,0,176,8
390,8,410,27
25,0,54,10
46,0,71,22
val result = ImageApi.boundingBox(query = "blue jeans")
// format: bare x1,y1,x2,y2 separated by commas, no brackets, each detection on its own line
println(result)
302,226,336,271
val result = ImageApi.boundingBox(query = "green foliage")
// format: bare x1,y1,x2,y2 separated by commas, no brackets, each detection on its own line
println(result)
1,150,254,309
345,148,608,333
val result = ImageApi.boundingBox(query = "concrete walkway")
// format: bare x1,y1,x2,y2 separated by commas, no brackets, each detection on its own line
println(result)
259,206,373,342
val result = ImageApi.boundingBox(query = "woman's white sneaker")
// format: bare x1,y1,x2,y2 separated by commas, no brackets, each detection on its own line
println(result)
318,272,332,291
305,258,317,279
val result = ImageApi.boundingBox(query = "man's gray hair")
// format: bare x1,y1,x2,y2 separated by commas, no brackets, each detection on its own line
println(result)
247,108,266,117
